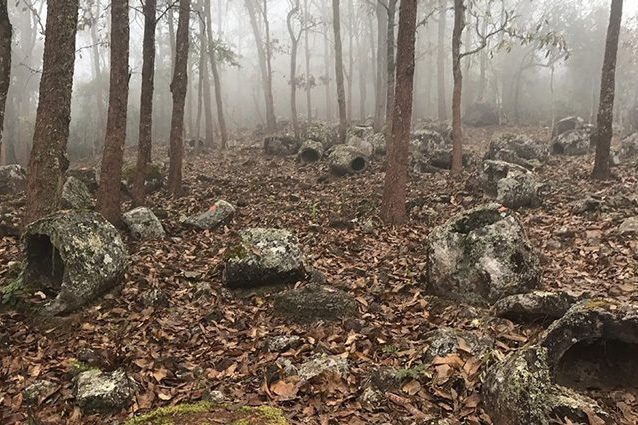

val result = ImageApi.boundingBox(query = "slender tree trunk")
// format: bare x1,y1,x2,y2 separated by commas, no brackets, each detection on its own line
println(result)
357,20,367,121
168,0,191,195
132,0,156,206
346,0,354,123
0,0,11,164
97,0,130,224
332,0,347,143
384,0,397,127
287,2,301,139
204,0,227,148
303,0,312,122
382,0,417,225
167,6,176,72
373,2,387,131
198,0,214,146
89,0,106,155
550,65,556,128
437,0,447,120
262,0,276,130
323,27,333,121
24,0,79,225
593,0,623,180
450,0,465,173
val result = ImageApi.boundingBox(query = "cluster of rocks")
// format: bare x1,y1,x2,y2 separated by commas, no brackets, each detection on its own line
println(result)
411,127,470,172
550,116,593,156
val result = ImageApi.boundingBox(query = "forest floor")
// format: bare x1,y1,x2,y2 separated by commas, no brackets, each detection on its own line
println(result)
0,126,637,424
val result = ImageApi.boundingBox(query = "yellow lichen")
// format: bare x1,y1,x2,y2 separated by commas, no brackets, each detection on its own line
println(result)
124,401,214,425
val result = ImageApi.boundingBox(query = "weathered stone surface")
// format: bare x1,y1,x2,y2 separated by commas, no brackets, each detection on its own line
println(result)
621,133,638,158
481,160,543,209
297,139,325,164
273,284,357,323
484,299,638,425
570,196,602,214
75,369,135,413
122,163,165,194
24,379,57,404
416,120,453,144
183,200,236,230
551,128,592,156
264,135,301,156
285,354,350,381
66,168,98,192
366,132,387,155
552,116,585,138
265,335,303,352
618,216,638,235
411,129,470,171
492,290,579,323
346,125,375,140
122,207,165,240
411,128,445,152
424,327,493,361
347,135,375,157
359,367,401,411
22,210,128,314
0,164,26,196
485,133,549,169
223,228,305,288
60,176,93,210
328,145,369,176
464,102,499,127
424,203,541,305
306,121,338,148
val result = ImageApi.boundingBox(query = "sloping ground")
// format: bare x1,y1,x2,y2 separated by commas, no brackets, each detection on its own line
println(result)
0,126,637,424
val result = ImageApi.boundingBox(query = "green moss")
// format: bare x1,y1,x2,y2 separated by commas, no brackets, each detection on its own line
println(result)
70,360,99,374
1,278,25,305
235,406,288,425
224,244,250,261
395,364,427,381
125,401,214,425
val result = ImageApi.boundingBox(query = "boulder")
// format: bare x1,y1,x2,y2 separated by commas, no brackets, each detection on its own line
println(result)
263,135,301,156
328,145,369,176
464,102,499,127
223,228,305,288
306,122,338,148
0,164,27,196
122,207,165,240
75,369,135,413
24,379,58,404
411,129,470,171
485,133,549,169
60,176,93,210
551,128,592,156
367,132,387,155
481,160,542,209
297,139,325,164
411,129,446,152
484,299,638,425
621,133,638,158
21,210,128,314
183,200,236,230
492,291,580,324
416,120,453,144
265,335,304,352
552,116,585,138
66,168,98,193
273,284,357,323
347,135,375,157
346,125,375,140
424,203,541,305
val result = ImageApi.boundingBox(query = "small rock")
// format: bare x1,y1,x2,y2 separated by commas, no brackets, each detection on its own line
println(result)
570,196,602,214
618,216,638,235
265,335,303,352
24,379,57,404
424,327,492,361
492,290,580,323
60,177,93,210
0,164,27,196
142,288,168,307
193,281,213,298
273,284,358,323
288,354,349,381
75,369,135,413
122,207,165,240
184,200,236,230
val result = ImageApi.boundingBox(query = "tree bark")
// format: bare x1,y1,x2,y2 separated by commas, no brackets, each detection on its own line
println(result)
450,0,465,173
382,0,417,225
303,0,312,122
24,0,79,226
205,0,227,148
89,0,106,155
323,26,333,121
437,0,447,120
346,0,354,123
133,0,157,206
198,0,214,146
384,0,397,127
373,2,387,131
287,1,301,139
168,0,191,196
0,0,11,164
332,0,347,143
97,0,130,224
592,0,623,180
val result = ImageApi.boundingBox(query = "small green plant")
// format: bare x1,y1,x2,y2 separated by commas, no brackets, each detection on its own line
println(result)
1,279,25,305
381,344,399,354
308,202,320,221
395,364,427,381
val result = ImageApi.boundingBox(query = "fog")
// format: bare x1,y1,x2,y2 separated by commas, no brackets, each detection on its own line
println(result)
1,0,637,164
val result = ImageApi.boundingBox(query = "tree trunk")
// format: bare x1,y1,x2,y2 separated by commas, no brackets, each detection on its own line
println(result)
0,0,11,164
303,0,312,122
323,27,333,121
198,0,214,147
346,0,354,123
436,0,447,121
382,0,417,225
287,2,301,139
24,0,79,226
132,0,156,206
205,0,227,148
373,2,387,131
167,6,176,72
168,0,191,196
262,0,276,131
97,0,130,224
384,0,397,127
89,0,106,155
450,0,465,173
357,18,367,121
593,0,623,180
332,0,347,143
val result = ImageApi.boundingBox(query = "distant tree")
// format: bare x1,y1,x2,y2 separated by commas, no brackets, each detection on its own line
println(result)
373,1,387,131
167,0,191,196
88,0,107,154
384,0,397,129
0,0,11,163
97,0,130,224
24,0,79,225
592,0,623,180
332,0,347,143
205,1,228,148
382,0,417,225
437,0,447,121
133,0,158,206
195,0,214,147
287,0,302,139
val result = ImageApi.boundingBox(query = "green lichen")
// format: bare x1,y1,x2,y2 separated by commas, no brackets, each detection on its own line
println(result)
225,244,250,261
395,364,427,381
1,278,25,305
70,360,99,374
234,406,288,425
124,401,214,425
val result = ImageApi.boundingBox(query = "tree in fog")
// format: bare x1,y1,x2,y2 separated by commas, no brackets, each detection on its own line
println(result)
24,0,79,225
382,0,417,225
167,0,191,196
332,0,347,143
287,0,302,138
205,1,228,148
0,0,11,161
97,0,130,224
436,0,447,121
593,0,624,180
